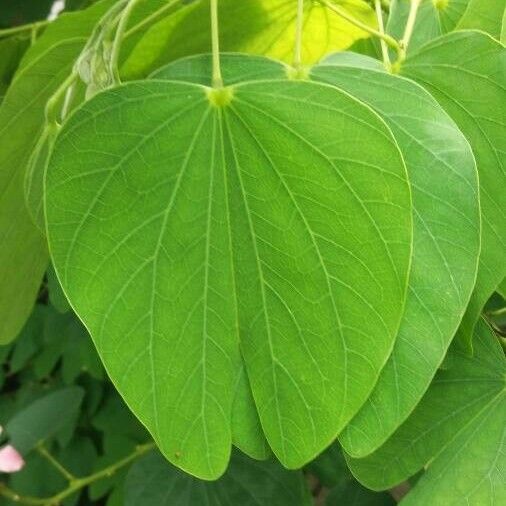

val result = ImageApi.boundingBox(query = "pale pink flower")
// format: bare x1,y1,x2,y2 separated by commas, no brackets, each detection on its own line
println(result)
0,426,25,473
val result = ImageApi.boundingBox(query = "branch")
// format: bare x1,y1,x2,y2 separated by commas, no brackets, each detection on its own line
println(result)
0,443,155,506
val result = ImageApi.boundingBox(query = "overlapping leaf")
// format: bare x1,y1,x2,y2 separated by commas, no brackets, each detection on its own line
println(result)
121,0,376,78
386,0,470,54
45,78,412,478
310,53,480,457
402,30,506,350
0,0,116,345
347,319,506,506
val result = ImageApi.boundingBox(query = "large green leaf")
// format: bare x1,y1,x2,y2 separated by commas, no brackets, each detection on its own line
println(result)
310,54,480,457
0,0,115,345
386,0,470,54
347,319,505,506
46,78,412,478
125,450,311,505
122,0,376,78
402,31,506,350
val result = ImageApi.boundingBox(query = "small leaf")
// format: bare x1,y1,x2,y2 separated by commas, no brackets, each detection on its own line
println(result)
124,450,312,505
4,387,84,454
346,319,505,506
310,54,480,457
402,31,506,350
46,78,412,478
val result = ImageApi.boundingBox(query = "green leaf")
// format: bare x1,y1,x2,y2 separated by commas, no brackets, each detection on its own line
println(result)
4,387,84,454
122,0,376,78
386,0,470,54
347,319,505,506
457,0,505,38
46,78,412,478
0,0,115,344
310,55,480,457
125,450,312,505
402,31,506,350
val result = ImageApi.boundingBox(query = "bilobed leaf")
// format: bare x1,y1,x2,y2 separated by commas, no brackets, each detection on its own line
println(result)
347,319,506,506
0,0,115,344
122,0,376,78
402,31,506,350
386,0,470,54
125,450,312,505
4,387,84,454
457,0,505,38
310,55,480,457
46,78,412,478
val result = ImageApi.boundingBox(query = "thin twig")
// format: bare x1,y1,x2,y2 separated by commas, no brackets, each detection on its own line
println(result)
37,445,76,482
319,0,401,53
0,443,155,506
374,0,391,69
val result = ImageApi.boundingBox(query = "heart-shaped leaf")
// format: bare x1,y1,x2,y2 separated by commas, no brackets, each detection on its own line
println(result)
347,319,506,506
310,54,480,457
46,78,412,478
402,31,506,350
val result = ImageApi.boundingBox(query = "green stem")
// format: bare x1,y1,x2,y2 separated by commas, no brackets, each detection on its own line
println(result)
319,0,401,54
374,0,391,69
0,20,50,38
45,72,78,126
37,445,76,482
0,443,155,506
124,0,184,38
110,0,141,82
210,0,223,88
401,0,421,52
293,0,304,69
